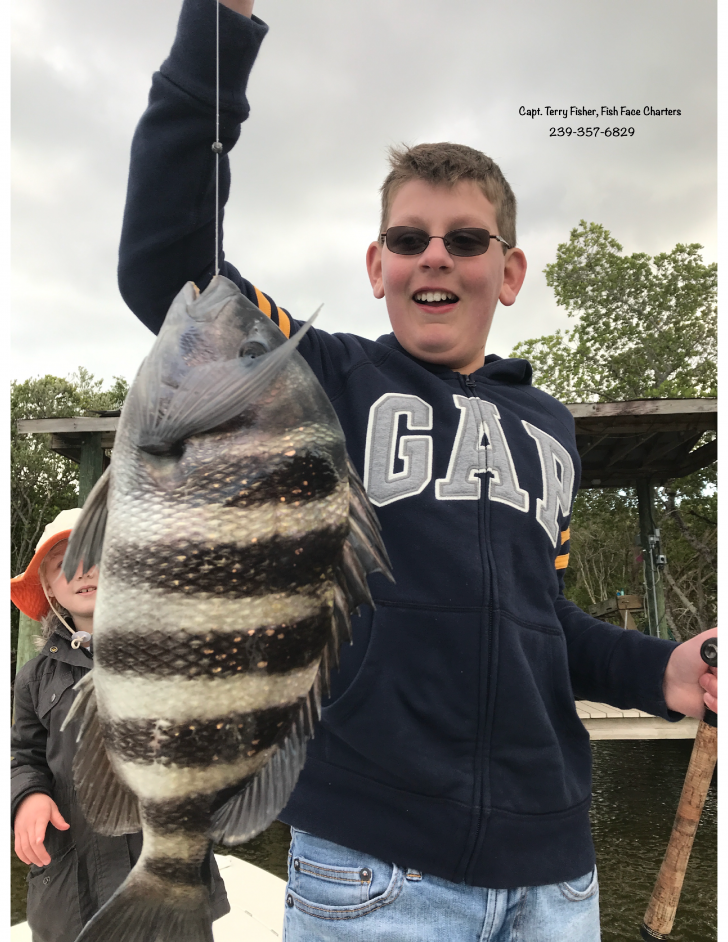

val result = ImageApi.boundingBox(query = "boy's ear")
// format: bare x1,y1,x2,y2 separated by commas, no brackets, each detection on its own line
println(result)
366,241,385,299
499,248,527,307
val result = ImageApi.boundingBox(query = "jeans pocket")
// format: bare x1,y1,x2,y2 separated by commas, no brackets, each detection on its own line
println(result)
286,829,405,920
559,865,598,901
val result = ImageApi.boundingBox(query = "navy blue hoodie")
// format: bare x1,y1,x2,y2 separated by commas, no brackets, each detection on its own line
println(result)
118,0,680,889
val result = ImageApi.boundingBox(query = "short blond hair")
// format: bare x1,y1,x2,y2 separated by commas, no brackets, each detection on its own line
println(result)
379,143,517,251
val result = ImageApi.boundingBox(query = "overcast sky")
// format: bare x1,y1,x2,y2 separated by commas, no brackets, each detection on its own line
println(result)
11,0,717,388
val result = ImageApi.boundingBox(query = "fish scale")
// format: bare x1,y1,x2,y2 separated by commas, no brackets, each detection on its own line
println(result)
61,275,393,942
97,613,331,677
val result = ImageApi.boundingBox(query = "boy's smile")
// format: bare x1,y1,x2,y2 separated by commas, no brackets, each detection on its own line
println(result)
366,180,527,374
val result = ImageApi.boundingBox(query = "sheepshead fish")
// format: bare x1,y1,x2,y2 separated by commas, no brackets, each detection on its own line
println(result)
61,275,392,942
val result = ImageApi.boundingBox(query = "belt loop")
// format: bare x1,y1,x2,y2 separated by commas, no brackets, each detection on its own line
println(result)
405,868,422,881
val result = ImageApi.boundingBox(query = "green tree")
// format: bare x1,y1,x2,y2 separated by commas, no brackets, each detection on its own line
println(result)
10,371,128,671
657,464,717,639
512,221,717,403
514,223,717,641
562,487,644,623
564,467,716,641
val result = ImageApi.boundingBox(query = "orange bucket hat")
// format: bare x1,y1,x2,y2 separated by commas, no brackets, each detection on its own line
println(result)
11,508,84,621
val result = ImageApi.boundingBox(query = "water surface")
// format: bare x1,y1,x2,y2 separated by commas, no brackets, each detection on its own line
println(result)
590,738,716,942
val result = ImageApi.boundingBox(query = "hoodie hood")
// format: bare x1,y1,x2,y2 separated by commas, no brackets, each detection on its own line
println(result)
375,332,533,385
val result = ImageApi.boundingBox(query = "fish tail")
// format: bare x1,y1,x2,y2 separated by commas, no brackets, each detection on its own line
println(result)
74,860,212,942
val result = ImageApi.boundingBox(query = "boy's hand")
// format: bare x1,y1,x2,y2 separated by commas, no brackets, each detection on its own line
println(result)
13,793,70,867
220,0,255,16
663,627,718,718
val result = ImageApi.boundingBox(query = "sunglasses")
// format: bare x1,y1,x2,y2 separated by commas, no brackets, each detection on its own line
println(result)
380,226,511,257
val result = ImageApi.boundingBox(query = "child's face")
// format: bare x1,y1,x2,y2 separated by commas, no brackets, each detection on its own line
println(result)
42,540,98,620
366,179,527,373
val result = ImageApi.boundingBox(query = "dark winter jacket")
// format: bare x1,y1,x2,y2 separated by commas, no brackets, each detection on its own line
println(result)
117,0,682,889
11,627,229,942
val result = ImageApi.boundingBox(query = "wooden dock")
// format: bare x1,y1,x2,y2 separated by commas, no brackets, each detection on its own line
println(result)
10,856,286,942
576,701,699,740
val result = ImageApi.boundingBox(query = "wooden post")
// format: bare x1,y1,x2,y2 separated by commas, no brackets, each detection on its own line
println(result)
636,477,668,639
78,431,104,506
14,612,44,676
588,594,642,629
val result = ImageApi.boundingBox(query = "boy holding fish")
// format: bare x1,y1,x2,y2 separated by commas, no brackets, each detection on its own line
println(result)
10,510,229,941
116,1,718,939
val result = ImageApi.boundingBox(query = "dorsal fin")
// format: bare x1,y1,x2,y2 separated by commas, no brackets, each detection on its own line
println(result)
317,456,395,696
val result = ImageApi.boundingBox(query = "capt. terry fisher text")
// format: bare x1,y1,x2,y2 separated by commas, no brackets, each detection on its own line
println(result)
518,104,682,138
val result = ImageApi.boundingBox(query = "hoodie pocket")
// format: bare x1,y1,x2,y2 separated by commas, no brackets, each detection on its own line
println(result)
321,604,482,801
489,613,591,813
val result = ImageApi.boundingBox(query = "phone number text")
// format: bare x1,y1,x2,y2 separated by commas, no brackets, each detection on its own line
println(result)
549,127,635,137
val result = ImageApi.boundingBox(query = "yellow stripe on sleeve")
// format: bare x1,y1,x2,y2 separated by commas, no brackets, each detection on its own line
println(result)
561,528,571,545
555,553,570,570
278,308,291,339
254,286,272,318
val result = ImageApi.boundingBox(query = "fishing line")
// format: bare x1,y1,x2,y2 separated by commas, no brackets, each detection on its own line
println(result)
212,0,223,275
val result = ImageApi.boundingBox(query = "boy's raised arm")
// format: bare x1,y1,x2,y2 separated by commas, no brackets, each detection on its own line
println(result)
118,0,267,334
221,0,255,17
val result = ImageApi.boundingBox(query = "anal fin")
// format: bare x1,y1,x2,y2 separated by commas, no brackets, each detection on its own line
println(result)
62,672,141,836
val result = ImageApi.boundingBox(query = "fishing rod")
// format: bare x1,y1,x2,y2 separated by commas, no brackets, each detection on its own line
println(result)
212,0,223,275
640,636,717,940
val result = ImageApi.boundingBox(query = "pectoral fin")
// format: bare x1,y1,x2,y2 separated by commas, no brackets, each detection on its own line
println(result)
137,306,321,454
62,467,110,581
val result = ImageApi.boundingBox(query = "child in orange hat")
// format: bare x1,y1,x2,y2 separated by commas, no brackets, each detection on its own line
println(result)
11,509,134,941
11,508,96,650
10,509,229,940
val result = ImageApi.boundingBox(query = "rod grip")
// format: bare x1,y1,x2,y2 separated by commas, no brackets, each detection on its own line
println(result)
641,720,717,938
641,923,670,940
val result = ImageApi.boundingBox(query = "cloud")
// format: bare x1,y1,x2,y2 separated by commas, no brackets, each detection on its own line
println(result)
11,0,716,384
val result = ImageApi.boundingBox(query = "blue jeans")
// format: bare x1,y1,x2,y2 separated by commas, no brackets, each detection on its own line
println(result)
283,828,600,942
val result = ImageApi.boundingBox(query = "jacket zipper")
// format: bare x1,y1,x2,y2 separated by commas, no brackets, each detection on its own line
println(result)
460,372,495,880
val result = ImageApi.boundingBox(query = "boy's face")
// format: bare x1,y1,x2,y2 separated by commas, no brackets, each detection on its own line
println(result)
366,180,527,374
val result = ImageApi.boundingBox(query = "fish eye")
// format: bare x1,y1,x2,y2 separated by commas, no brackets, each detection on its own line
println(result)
239,341,267,359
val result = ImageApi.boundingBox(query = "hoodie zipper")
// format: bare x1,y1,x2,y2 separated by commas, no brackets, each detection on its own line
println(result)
459,372,495,881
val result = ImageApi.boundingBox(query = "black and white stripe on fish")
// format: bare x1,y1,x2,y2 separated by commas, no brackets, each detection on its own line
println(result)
96,614,333,677
60,275,393,942
103,527,348,596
